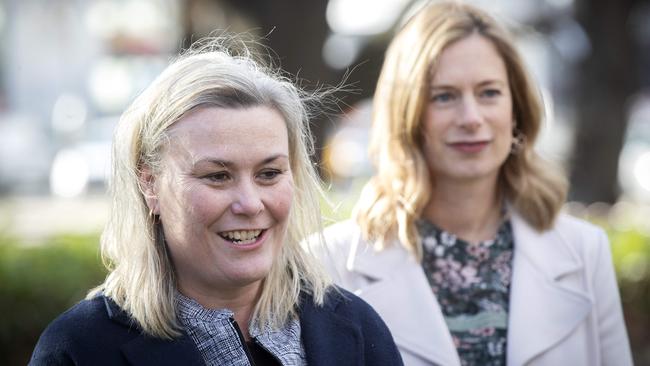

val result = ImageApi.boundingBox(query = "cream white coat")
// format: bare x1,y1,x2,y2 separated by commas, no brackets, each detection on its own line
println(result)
315,212,632,366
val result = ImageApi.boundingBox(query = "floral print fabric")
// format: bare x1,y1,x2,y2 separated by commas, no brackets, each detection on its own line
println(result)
418,219,514,366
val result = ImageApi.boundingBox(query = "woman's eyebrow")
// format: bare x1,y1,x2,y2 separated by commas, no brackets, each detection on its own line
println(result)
192,154,289,168
476,79,507,87
261,154,289,165
192,158,231,169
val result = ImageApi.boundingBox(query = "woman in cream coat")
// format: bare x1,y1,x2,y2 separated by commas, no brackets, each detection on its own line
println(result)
317,2,632,365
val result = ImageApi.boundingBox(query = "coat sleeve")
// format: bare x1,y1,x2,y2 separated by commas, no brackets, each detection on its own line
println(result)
30,349,75,366
301,287,404,366
29,319,76,366
591,229,633,366
347,291,405,366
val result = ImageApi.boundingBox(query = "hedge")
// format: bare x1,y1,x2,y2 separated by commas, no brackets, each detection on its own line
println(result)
1,225,649,365
0,234,106,365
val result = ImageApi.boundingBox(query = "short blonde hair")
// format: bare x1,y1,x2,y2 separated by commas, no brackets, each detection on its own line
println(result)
354,1,567,260
90,36,331,338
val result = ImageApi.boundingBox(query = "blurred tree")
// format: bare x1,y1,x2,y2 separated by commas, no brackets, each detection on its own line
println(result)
178,0,389,174
569,0,644,203
178,0,650,202
180,0,334,170
225,0,339,168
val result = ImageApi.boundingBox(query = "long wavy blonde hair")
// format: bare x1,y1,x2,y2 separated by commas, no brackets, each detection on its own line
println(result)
89,37,331,338
354,1,567,260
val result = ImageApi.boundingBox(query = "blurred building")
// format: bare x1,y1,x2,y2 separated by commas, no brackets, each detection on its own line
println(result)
0,0,182,197
322,0,650,204
0,0,648,203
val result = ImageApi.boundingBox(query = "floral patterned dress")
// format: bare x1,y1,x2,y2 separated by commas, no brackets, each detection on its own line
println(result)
418,219,514,366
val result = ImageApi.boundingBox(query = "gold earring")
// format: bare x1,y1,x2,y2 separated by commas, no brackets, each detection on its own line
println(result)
511,128,525,155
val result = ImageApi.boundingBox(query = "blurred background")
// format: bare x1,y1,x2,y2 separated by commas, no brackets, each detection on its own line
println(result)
0,0,648,364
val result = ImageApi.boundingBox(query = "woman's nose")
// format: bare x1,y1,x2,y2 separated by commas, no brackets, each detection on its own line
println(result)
458,97,482,130
230,182,264,216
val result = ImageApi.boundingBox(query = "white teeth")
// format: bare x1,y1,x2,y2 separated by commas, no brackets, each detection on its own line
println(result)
220,229,262,244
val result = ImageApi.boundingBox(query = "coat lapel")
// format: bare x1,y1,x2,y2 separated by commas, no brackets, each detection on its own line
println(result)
300,293,364,366
507,212,592,365
120,334,205,366
348,236,461,366
102,297,205,366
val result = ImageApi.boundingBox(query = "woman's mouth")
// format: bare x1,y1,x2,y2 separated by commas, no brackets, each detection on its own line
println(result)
218,229,264,245
448,141,489,153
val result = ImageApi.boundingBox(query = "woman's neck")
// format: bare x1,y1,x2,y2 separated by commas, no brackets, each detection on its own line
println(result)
178,280,262,340
423,177,502,245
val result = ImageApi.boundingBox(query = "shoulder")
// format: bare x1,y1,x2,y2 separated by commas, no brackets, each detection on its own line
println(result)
322,219,362,243
514,210,608,253
300,287,403,365
553,212,605,236
300,287,381,325
551,212,609,255
34,296,109,346
514,211,612,270
304,220,361,275
315,219,362,255
322,287,380,320
324,287,401,347
30,295,136,365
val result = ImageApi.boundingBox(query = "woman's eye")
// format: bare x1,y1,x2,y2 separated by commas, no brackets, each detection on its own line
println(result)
480,89,501,98
258,169,282,181
204,172,230,182
431,92,455,104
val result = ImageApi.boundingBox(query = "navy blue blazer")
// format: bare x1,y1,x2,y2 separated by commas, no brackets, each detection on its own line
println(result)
30,288,403,366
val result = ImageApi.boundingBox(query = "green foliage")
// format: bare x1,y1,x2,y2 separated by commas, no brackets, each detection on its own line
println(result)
0,233,106,366
1,209,649,365
320,178,367,226
606,227,650,365
609,228,650,283
607,226,650,314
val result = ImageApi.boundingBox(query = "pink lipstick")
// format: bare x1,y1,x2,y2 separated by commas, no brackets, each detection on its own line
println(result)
448,141,489,153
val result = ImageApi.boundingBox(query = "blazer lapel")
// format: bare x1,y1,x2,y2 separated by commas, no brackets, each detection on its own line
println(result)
507,212,592,365
300,293,364,366
121,334,205,366
348,237,461,366
102,297,205,366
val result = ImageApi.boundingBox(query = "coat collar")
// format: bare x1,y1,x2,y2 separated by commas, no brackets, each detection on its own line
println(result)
507,211,592,365
345,210,592,366
103,292,370,366
299,290,364,366
102,296,205,366
348,232,462,366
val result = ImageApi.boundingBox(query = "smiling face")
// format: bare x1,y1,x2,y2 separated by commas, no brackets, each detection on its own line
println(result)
148,106,293,301
422,33,514,186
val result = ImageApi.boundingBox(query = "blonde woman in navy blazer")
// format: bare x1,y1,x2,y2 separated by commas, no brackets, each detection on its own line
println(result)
31,36,402,366
316,2,632,365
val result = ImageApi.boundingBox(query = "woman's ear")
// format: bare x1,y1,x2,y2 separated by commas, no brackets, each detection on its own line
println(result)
139,166,160,215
